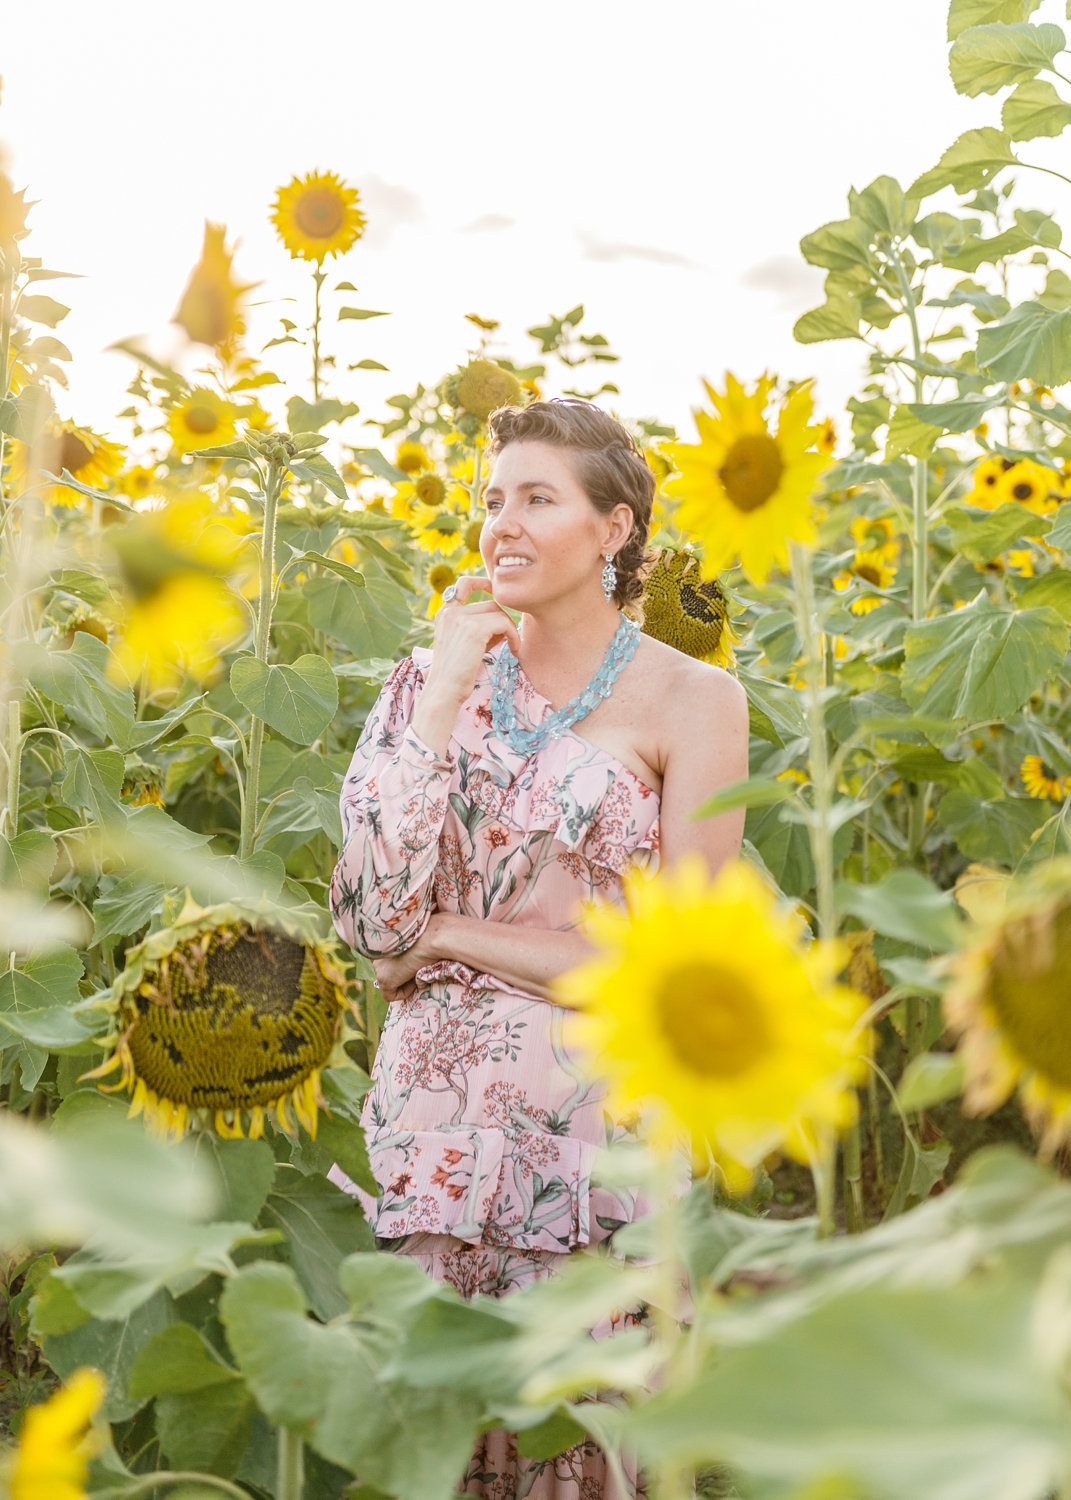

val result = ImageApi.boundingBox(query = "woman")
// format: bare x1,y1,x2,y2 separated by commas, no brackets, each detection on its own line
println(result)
329,398,748,1498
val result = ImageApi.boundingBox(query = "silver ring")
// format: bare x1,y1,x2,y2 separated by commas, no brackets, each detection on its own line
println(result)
441,584,458,604
371,980,380,990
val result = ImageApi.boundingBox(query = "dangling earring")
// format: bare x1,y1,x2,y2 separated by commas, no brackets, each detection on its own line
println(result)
601,553,616,603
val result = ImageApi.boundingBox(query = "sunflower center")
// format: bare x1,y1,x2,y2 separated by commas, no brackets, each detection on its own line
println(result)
184,404,220,435
59,433,93,473
127,925,339,1109
855,563,882,586
294,188,345,239
464,518,484,551
656,961,771,1078
718,434,784,513
1012,482,1037,502
987,903,1071,1089
416,473,446,506
679,581,718,623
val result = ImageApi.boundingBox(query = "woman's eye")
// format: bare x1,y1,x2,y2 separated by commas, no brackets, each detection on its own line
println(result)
485,500,501,512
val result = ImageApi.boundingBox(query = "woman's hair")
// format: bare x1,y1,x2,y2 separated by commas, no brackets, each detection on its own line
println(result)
485,398,654,610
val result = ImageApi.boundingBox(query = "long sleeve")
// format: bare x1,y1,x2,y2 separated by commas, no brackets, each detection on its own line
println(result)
329,656,454,957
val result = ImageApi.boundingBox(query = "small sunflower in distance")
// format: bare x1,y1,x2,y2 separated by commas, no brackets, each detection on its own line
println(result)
945,859,1071,1158
832,548,898,615
1020,754,1071,802
554,857,870,1188
849,513,899,564
396,440,431,475
663,375,833,584
997,458,1060,516
271,169,365,263
167,387,239,456
457,517,486,573
962,456,1010,510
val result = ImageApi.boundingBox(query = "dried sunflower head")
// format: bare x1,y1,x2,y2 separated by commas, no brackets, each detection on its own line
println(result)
83,897,357,1141
640,548,736,668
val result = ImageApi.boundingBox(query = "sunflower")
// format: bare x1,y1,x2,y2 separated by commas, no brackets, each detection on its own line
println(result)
996,458,1060,516
663,374,833,584
115,463,160,501
6,417,124,506
1005,547,1035,578
6,1367,105,1500
174,220,254,358
554,857,870,1187
427,561,458,618
0,170,32,246
456,517,486,574
962,456,1011,510
944,858,1071,1158
640,548,736,668
413,472,447,508
1020,754,1071,802
449,359,523,423
816,417,837,456
832,548,898,615
271,169,365,263
396,440,431,475
848,513,899,564
412,508,464,556
112,573,245,691
83,897,356,1141
121,761,165,809
167,387,239,456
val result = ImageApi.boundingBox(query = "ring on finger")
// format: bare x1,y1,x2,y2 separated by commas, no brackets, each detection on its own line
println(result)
441,584,459,604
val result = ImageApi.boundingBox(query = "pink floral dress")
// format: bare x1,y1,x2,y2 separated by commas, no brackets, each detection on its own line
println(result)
329,644,660,1499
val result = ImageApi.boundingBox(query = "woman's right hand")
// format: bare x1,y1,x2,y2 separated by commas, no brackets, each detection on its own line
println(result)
411,576,520,754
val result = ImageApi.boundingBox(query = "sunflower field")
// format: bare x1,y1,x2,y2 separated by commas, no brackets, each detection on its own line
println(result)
4,4,1071,1498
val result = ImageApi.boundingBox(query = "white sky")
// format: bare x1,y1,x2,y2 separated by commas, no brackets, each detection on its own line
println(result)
4,0,1070,454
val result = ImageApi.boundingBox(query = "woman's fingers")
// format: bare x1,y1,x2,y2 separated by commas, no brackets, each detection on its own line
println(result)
437,577,521,655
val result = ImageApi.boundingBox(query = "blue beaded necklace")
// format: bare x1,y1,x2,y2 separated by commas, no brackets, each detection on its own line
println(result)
489,614,640,757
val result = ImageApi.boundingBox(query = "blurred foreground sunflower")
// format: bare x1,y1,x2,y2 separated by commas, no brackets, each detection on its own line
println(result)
456,517,486,573
554,857,870,1188
6,417,124,505
6,1367,105,1500
663,374,832,583
640,548,736,667
83,897,356,1140
944,859,1071,1157
174,220,255,357
427,561,458,618
271,169,366,263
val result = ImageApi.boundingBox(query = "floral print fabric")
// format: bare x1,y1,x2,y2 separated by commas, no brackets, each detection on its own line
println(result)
329,645,661,1497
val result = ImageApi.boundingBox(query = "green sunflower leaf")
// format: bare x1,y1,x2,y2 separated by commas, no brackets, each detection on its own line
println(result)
0,947,93,1049
937,788,1052,863
950,22,1066,97
1011,570,1071,621
260,1171,374,1320
897,1053,966,1112
905,392,1005,432
305,567,412,658
976,299,1071,382
834,870,963,952
338,307,389,320
902,591,1069,722
17,632,134,746
1002,76,1071,137
287,451,348,501
885,405,942,460
947,0,1041,40
1049,503,1071,552
42,1290,176,1422
793,296,862,343
693,777,795,820
156,1380,257,1479
0,830,56,893
909,128,1018,199
944,500,1051,562
285,395,359,433
130,1323,239,1398
799,218,873,273
230,654,339,745
17,293,70,327
61,747,125,825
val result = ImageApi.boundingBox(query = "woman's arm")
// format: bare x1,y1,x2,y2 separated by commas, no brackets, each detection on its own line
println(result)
657,661,750,875
372,913,592,1005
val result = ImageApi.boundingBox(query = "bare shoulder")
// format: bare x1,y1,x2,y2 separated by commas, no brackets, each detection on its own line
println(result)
634,635,748,729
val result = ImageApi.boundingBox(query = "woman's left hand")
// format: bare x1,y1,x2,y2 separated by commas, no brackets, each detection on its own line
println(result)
372,920,441,1003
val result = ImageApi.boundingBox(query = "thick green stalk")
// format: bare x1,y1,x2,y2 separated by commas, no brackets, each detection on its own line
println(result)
0,257,14,515
652,1152,691,1500
117,1474,249,1499
2,698,21,838
278,1427,304,1500
239,456,285,860
468,439,484,522
312,267,324,400
788,542,834,942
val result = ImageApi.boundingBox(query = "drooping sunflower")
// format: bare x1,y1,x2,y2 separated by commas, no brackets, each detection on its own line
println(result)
427,561,458,618
832,548,898,615
271,170,366,263
640,547,736,668
6,417,124,506
663,374,833,584
944,858,1071,1158
1020,754,1071,802
167,387,239,456
961,456,1010,510
174,220,255,358
448,358,523,423
6,1367,105,1500
554,857,870,1186
83,897,357,1140
848,513,899,563
996,458,1061,516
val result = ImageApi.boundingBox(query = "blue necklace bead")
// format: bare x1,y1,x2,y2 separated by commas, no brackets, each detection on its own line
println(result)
489,614,640,757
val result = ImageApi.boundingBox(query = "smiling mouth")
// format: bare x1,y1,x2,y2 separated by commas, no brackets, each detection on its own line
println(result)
494,557,533,569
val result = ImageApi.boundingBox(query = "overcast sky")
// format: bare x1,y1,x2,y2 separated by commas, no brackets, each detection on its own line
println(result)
4,0,1070,453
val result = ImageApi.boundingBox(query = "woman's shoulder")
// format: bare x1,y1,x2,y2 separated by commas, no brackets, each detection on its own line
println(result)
633,634,745,719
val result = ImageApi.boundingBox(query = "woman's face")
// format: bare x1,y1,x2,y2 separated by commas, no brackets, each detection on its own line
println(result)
480,440,626,612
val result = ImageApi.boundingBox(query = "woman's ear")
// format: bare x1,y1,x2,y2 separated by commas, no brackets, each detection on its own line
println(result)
606,502,633,553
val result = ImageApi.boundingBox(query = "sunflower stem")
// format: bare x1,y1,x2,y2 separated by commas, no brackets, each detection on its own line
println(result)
652,1146,691,1500
1,698,21,838
0,256,14,507
468,438,484,521
843,1114,865,1232
117,1472,250,1499
239,454,285,861
278,1425,305,1500
788,541,834,944
311,267,324,401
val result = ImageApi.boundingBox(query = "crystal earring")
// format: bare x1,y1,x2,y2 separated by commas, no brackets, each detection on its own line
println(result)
601,553,616,603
